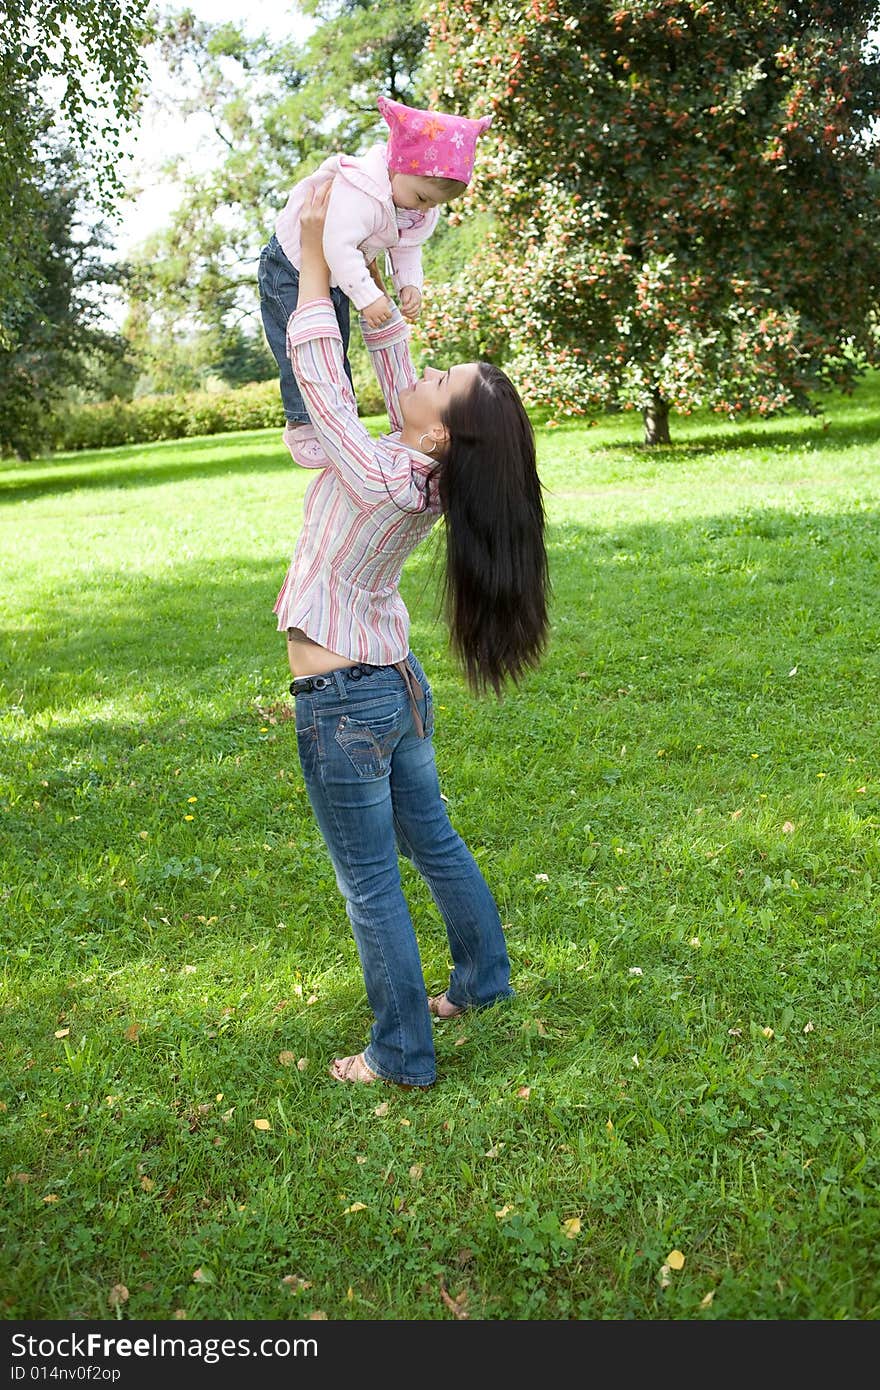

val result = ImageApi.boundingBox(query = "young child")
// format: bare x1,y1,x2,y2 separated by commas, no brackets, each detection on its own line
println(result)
258,94,493,467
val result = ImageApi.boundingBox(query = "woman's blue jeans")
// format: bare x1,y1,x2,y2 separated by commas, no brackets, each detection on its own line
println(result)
293,652,513,1087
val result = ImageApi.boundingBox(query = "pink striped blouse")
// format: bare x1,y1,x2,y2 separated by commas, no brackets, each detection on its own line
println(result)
272,300,442,663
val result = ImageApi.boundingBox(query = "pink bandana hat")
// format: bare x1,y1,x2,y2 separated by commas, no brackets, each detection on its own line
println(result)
378,94,493,185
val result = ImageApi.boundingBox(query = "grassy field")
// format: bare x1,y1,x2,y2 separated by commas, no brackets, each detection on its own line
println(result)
1,375,878,1323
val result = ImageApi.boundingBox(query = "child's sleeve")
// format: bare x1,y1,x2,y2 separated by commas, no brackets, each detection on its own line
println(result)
387,205,439,294
359,309,418,436
321,182,388,311
286,300,417,510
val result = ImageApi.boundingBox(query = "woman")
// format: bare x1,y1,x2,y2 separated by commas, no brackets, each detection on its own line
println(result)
277,179,548,1089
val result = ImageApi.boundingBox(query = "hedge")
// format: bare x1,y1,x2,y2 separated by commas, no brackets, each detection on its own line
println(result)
48,371,388,454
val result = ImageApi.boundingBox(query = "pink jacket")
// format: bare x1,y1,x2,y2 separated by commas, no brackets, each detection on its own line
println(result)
274,143,440,311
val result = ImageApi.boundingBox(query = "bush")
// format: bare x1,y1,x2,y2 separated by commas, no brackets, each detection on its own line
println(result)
46,359,389,454
47,381,285,452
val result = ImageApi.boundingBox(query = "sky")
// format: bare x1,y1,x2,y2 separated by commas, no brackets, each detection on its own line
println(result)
112,2,316,255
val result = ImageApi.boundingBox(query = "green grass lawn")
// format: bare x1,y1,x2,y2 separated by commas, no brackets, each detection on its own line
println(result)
1,376,879,1322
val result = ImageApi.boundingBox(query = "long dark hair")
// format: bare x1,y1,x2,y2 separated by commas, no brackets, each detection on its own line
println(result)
435,363,549,696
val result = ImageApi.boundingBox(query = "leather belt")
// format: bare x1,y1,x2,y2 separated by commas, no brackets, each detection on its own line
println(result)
289,663,380,696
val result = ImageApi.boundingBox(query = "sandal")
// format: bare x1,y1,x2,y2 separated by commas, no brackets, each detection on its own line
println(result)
427,993,466,1020
283,423,329,469
329,1052,378,1084
328,1051,433,1091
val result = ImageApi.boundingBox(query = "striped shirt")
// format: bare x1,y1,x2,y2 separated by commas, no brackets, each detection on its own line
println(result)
273,300,442,663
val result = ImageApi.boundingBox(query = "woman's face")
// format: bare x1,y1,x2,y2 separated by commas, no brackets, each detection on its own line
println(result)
400,363,479,440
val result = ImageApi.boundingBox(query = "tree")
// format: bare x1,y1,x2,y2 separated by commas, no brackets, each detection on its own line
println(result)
124,1,428,391
0,1,150,339
419,0,880,442
0,143,130,458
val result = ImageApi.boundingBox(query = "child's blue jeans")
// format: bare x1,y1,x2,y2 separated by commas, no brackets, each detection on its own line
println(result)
258,233,354,424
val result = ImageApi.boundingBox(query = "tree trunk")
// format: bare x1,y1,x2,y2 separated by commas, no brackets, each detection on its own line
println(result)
643,389,671,445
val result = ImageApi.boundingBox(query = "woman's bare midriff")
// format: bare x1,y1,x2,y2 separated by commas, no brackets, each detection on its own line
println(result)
286,628,360,678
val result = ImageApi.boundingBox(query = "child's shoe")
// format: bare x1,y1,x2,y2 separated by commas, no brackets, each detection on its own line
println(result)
283,422,329,469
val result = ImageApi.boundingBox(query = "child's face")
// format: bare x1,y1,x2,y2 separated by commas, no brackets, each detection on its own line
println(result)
390,173,459,211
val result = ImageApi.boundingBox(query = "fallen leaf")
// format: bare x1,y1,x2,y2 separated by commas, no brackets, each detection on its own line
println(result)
42,1194,59,1203
484,1144,505,1159
173,1309,187,1319
494,1204,514,1219
356,1155,367,1165
782,821,795,834
124,1024,141,1043
192,1267,214,1284
667,1249,685,1270
454,1036,468,1047
803,1020,815,1034
278,1051,296,1067
54,1028,70,1039
342,1202,367,1214
308,1311,327,1320
730,807,743,820
409,1164,423,1180
399,1117,411,1127
373,1101,389,1117
659,1263,672,1289
762,1027,774,1039
253,1118,271,1131
297,1057,309,1071
562,1217,582,1239
139,1177,155,1192
107,1284,129,1308
700,1290,715,1307
517,1086,531,1099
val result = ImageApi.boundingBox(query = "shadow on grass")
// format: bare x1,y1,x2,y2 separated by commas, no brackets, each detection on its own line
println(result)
3,500,878,741
0,429,292,505
0,416,388,505
532,372,880,457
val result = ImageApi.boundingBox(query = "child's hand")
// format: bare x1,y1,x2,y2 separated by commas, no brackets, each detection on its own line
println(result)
399,286,422,322
362,293,394,328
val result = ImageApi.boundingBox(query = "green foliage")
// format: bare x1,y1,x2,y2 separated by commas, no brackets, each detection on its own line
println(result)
47,363,387,453
420,0,880,438
0,145,131,460
49,381,286,452
126,1,428,382
0,1,151,331
2,377,880,1318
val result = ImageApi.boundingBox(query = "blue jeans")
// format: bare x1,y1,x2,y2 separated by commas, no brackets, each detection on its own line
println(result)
258,233,354,424
293,653,513,1086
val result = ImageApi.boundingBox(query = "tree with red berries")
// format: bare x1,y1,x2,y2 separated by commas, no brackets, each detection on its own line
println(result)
418,0,880,442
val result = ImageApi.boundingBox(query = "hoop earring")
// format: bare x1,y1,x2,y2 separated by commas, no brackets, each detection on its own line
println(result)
417,433,437,454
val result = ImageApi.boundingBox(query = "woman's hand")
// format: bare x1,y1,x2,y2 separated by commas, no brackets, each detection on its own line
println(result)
296,178,333,308
299,178,333,262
